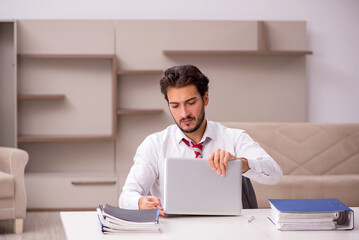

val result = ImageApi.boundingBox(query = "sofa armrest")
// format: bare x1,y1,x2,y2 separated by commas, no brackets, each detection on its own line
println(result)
253,175,359,208
0,147,29,218
0,147,14,174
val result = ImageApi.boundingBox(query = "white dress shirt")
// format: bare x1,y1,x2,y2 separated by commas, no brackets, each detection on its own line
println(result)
119,120,283,209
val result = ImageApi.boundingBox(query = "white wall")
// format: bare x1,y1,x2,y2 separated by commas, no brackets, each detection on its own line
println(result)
1,0,358,123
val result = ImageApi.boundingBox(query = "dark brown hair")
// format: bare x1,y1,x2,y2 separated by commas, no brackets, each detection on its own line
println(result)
160,65,209,101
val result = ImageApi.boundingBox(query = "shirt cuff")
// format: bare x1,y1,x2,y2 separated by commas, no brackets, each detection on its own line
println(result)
242,157,263,178
119,192,142,210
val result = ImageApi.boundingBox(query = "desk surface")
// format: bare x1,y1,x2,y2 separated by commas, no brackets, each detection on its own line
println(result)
61,208,358,240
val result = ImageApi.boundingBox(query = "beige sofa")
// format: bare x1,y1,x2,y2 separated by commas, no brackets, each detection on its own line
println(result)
222,123,359,208
0,147,29,234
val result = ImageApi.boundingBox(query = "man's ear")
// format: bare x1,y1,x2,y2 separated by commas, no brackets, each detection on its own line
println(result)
204,92,209,106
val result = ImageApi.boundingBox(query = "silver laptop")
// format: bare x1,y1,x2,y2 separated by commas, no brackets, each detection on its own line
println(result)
163,157,242,215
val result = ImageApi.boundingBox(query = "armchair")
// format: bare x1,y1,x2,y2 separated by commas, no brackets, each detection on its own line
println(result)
0,147,29,234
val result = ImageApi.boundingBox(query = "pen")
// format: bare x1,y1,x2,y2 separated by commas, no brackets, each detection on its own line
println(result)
247,216,254,223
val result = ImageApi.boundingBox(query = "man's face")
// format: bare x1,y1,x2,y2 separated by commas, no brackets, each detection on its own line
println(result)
167,84,208,133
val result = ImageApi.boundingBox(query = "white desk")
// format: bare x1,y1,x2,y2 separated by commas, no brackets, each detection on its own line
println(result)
61,208,359,240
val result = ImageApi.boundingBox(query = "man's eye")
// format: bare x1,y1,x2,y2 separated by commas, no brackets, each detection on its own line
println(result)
171,105,179,109
188,101,195,105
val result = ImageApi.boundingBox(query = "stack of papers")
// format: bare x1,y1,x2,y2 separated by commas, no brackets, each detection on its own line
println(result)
270,207,336,230
268,199,354,231
97,204,162,233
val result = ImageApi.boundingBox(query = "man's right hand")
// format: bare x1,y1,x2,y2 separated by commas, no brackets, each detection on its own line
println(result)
208,149,250,177
138,196,168,217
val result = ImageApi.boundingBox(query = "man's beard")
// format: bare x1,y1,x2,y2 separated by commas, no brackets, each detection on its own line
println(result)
173,104,206,134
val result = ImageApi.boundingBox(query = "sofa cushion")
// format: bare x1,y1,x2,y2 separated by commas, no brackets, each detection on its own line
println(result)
222,123,359,175
0,171,15,198
253,174,359,208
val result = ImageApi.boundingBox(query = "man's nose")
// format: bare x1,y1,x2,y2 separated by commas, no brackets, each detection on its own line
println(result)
179,105,190,118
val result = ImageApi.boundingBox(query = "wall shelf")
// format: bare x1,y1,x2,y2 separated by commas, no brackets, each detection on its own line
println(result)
163,21,312,57
18,54,116,59
18,94,66,101
18,135,115,143
162,50,313,56
117,108,163,115
117,70,163,76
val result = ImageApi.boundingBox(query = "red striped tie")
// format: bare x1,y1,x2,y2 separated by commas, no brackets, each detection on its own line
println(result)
182,138,203,158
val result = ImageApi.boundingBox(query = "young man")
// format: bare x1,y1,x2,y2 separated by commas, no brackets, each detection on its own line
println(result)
119,65,282,216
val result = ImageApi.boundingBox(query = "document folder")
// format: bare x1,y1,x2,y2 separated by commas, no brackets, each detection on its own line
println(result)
268,198,354,231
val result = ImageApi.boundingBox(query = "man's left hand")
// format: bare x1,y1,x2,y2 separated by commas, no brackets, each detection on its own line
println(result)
208,149,250,177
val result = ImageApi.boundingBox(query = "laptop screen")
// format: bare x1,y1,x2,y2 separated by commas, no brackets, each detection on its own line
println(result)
163,157,242,215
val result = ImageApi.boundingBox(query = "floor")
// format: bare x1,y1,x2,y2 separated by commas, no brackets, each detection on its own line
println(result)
0,212,66,240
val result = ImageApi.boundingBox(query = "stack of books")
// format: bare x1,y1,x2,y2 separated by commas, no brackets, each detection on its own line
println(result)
268,198,354,231
96,204,162,233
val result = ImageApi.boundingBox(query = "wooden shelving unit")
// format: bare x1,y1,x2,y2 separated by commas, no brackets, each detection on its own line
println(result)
14,21,126,209
18,94,66,101
117,108,163,115
117,70,163,76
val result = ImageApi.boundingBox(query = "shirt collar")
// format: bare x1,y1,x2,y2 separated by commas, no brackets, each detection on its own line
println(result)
175,120,214,144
